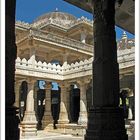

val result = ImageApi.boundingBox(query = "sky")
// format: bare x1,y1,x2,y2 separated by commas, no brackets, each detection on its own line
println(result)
16,0,134,40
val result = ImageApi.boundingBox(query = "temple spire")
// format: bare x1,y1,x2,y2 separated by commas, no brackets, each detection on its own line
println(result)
55,7,58,12
122,31,127,39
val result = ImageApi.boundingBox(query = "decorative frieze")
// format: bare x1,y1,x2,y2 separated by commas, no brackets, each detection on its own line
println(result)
29,30,93,53
16,21,30,29
15,47,134,80
16,15,93,30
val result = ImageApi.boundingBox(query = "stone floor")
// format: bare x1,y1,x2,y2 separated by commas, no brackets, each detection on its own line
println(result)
20,130,134,140
20,120,135,140
20,131,84,140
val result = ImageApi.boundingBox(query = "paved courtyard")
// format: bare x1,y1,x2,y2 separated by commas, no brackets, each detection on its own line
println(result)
20,131,83,140
20,130,134,140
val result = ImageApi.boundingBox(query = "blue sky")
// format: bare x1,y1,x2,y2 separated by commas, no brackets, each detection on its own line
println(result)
16,0,134,39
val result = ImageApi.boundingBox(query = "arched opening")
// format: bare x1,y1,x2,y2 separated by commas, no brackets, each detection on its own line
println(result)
19,81,28,121
36,88,45,130
69,84,80,123
51,84,60,125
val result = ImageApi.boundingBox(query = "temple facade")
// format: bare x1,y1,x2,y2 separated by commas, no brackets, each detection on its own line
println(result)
15,11,135,138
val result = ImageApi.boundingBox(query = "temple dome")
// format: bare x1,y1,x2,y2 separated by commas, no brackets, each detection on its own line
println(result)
34,11,77,22
33,11,77,28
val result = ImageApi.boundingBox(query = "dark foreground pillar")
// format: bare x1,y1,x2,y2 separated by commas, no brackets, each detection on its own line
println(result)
85,0,128,140
6,0,20,140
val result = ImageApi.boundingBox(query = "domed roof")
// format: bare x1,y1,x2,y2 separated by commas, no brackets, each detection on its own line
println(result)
34,11,77,23
32,10,77,28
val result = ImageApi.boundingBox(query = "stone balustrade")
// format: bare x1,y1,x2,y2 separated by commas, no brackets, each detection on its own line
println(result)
16,21,93,55
16,21,31,29
29,30,93,53
118,47,135,69
16,57,63,80
15,47,135,80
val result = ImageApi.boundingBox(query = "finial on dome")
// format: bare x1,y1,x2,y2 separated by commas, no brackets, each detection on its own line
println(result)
122,31,127,39
55,8,58,12
123,31,126,35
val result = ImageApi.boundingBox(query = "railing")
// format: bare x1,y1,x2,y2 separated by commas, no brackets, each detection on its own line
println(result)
16,21,31,29
117,47,135,69
15,47,135,80
30,30,93,53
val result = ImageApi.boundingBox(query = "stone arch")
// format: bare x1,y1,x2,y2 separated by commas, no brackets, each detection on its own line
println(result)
19,81,28,121
51,84,61,124
69,83,80,123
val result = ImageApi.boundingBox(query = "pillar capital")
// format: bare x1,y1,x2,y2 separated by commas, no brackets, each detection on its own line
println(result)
15,80,22,84
80,28,87,35
58,81,69,88
27,78,36,84
77,77,91,87
80,29,87,43
45,81,52,89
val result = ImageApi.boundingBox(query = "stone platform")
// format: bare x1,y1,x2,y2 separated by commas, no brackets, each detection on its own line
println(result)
20,131,83,140
20,121,134,140
45,123,87,136
20,130,134,140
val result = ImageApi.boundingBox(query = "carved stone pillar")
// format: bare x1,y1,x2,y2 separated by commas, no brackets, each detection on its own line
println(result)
29,47,36,68
63,52,69,65
58,82,69,124
21,79,37,137
6,0,20,139
85,1,128,140
42,82,53,129
128,89,134,120
66,85,71,122
80,30,87,43
77,80,88,125
14,81,21,107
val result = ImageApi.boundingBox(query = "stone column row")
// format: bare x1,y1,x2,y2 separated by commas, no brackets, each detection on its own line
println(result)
19,78,91,136
41,80,90,126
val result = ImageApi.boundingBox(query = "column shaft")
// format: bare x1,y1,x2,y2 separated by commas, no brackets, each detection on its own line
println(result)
78,82,87,125
14,81,21,107
85,1,128,140
58,83,69,124
21,79,37,137
81,31,86,43
42,84,53,129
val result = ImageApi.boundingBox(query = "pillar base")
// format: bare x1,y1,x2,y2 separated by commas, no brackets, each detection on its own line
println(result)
84,107,128,140
58,112,69,124
6,106,20,140
21,111,37,137
78,112,87,125
58,119,69,124
58,102,69,124
42,112,53,129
